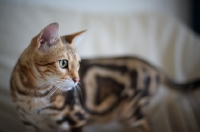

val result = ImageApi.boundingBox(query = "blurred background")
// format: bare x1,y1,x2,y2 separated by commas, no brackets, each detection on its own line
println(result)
192,0,200,35
0,0,200,132
1,0,200,34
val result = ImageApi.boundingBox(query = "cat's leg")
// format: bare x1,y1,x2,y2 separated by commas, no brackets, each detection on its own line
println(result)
130,96,151,132
118,100,151,132
132,118,151,132
121,117,151,132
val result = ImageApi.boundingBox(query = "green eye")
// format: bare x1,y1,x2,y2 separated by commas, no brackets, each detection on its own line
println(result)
59,59,68,69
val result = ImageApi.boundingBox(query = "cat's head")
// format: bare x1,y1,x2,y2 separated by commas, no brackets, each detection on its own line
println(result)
25,23,86,91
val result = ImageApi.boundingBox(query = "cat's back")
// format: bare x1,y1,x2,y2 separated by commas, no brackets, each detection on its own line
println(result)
79,56,161,79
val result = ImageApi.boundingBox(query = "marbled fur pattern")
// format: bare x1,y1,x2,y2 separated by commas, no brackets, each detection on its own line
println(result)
10,23,200,132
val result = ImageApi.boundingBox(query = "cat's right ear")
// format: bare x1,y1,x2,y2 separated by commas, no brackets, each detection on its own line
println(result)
64,30,87,48
36,23,59,52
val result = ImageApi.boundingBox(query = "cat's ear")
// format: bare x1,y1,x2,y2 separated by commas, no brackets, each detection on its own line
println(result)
37,23,59,51
64,30,86,48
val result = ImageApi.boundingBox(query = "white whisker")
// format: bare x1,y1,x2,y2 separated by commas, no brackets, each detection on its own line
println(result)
35,80,66,89
28,79,75,98
74,84,83,103
47,83,64,99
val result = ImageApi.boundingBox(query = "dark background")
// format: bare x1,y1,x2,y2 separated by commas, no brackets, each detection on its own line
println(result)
192,0,200,35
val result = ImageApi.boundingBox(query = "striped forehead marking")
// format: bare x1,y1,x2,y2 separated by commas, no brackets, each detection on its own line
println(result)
61,37,76,58
66,44,76,58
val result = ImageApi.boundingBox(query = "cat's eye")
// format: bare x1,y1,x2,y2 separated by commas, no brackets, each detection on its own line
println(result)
59,60,68,69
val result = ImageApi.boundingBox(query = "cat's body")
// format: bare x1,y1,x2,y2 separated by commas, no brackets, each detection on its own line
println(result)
10,23,200,132
79,57,200,131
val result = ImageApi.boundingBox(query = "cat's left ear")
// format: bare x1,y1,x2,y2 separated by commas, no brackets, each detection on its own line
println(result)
37,23,59,52
64,30,87,48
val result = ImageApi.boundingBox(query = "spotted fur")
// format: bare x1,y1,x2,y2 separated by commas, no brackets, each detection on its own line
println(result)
10,23,200,132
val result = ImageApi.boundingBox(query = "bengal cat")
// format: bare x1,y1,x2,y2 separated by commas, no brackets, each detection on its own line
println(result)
10,23,200,132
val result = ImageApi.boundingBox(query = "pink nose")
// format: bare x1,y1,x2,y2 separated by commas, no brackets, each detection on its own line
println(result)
73,78,80,83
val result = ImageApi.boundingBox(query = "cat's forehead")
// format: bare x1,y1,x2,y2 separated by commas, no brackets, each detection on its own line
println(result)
60,37,80,60
65,44,76,58
35,40,79,63
65,48,80,62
